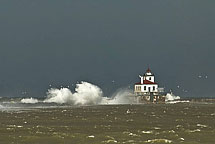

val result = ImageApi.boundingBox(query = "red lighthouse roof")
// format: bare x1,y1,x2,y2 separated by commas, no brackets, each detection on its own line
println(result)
135,80,157,85
143,80,157,84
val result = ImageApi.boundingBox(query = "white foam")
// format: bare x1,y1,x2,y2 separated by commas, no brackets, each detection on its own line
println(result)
101,88,135,104
21,97,39,104
167,100,190,104
145,139,172,143
44,81,103,105
188,129,201,133
180,138,185,141
87,135,95,138
103,140,117,143
197,124,207,128
165,92,190,104
142,130,153,134
128,132,139,137
165,93,180,101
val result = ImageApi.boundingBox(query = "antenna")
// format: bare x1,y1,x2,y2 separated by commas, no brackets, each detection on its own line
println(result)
146,64,151,73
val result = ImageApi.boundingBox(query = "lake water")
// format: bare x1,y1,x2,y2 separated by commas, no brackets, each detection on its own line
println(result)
0,103,215,144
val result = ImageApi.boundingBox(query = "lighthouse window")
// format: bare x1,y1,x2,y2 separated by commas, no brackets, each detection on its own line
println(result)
149,77,151,80
153,86,155,91
136,86,141,91
144,86,146,90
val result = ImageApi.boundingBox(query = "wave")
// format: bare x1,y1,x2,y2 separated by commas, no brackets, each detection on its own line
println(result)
165,92,180,101
18,81,196,105
21,97,39,104
20,81,135,105
0,104,4,108
101,88,134,105
44,82,103,105
166,100,190,104
165,92,191,104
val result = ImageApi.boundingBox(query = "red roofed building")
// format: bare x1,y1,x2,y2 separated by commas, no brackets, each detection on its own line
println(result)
134,68,165,102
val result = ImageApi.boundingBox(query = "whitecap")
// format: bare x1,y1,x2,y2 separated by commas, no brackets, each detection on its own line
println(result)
21,97,38,104
187,129,201,133
168,130,175,133
87,135,95,138
197,124,207,128
142,130,153,134
103,140,117,143
165,93,180,101
180,138,185,141
145,139,172,143
154,127,161,130
167,100,189,104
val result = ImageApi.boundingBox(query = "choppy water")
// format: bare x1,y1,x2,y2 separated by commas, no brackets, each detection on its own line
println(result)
0,103,215,144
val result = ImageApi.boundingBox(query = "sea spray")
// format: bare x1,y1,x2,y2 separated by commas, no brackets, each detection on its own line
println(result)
44,88,73,104
21,81,136,105
21,97,39,104
0,104,4,108
20,83,184,105
101,88,135,104
165,93,180,101
44,81,103,105
164,92,189,104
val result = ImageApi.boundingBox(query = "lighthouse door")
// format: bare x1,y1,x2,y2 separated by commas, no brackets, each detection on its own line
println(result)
148,87,151,92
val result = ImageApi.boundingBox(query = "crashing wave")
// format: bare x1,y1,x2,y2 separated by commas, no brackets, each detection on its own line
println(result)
165,92,180,101
165,92,190,104
21,97,39,104
0,104,4,108
101,88,134,105
44,81,103,105
20,81,136,105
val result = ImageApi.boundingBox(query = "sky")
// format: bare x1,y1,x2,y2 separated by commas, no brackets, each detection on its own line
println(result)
0,0,214,98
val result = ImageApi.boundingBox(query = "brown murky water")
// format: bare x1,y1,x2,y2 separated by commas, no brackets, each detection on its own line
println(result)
0,103,215,144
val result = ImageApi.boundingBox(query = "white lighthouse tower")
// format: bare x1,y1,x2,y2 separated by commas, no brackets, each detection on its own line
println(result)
134,68,165,102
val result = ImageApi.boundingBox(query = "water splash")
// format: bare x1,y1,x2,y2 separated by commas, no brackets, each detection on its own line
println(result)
21,97,39,104
101,88,135,104
0,104,4,108
165,93,180,101
165,92,190,104
21,81,135,105
44,81,103,105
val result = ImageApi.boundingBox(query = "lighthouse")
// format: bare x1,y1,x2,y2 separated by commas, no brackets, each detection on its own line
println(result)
134,68,165,102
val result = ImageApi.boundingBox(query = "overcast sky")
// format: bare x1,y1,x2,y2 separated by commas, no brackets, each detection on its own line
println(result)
0,1,214,97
